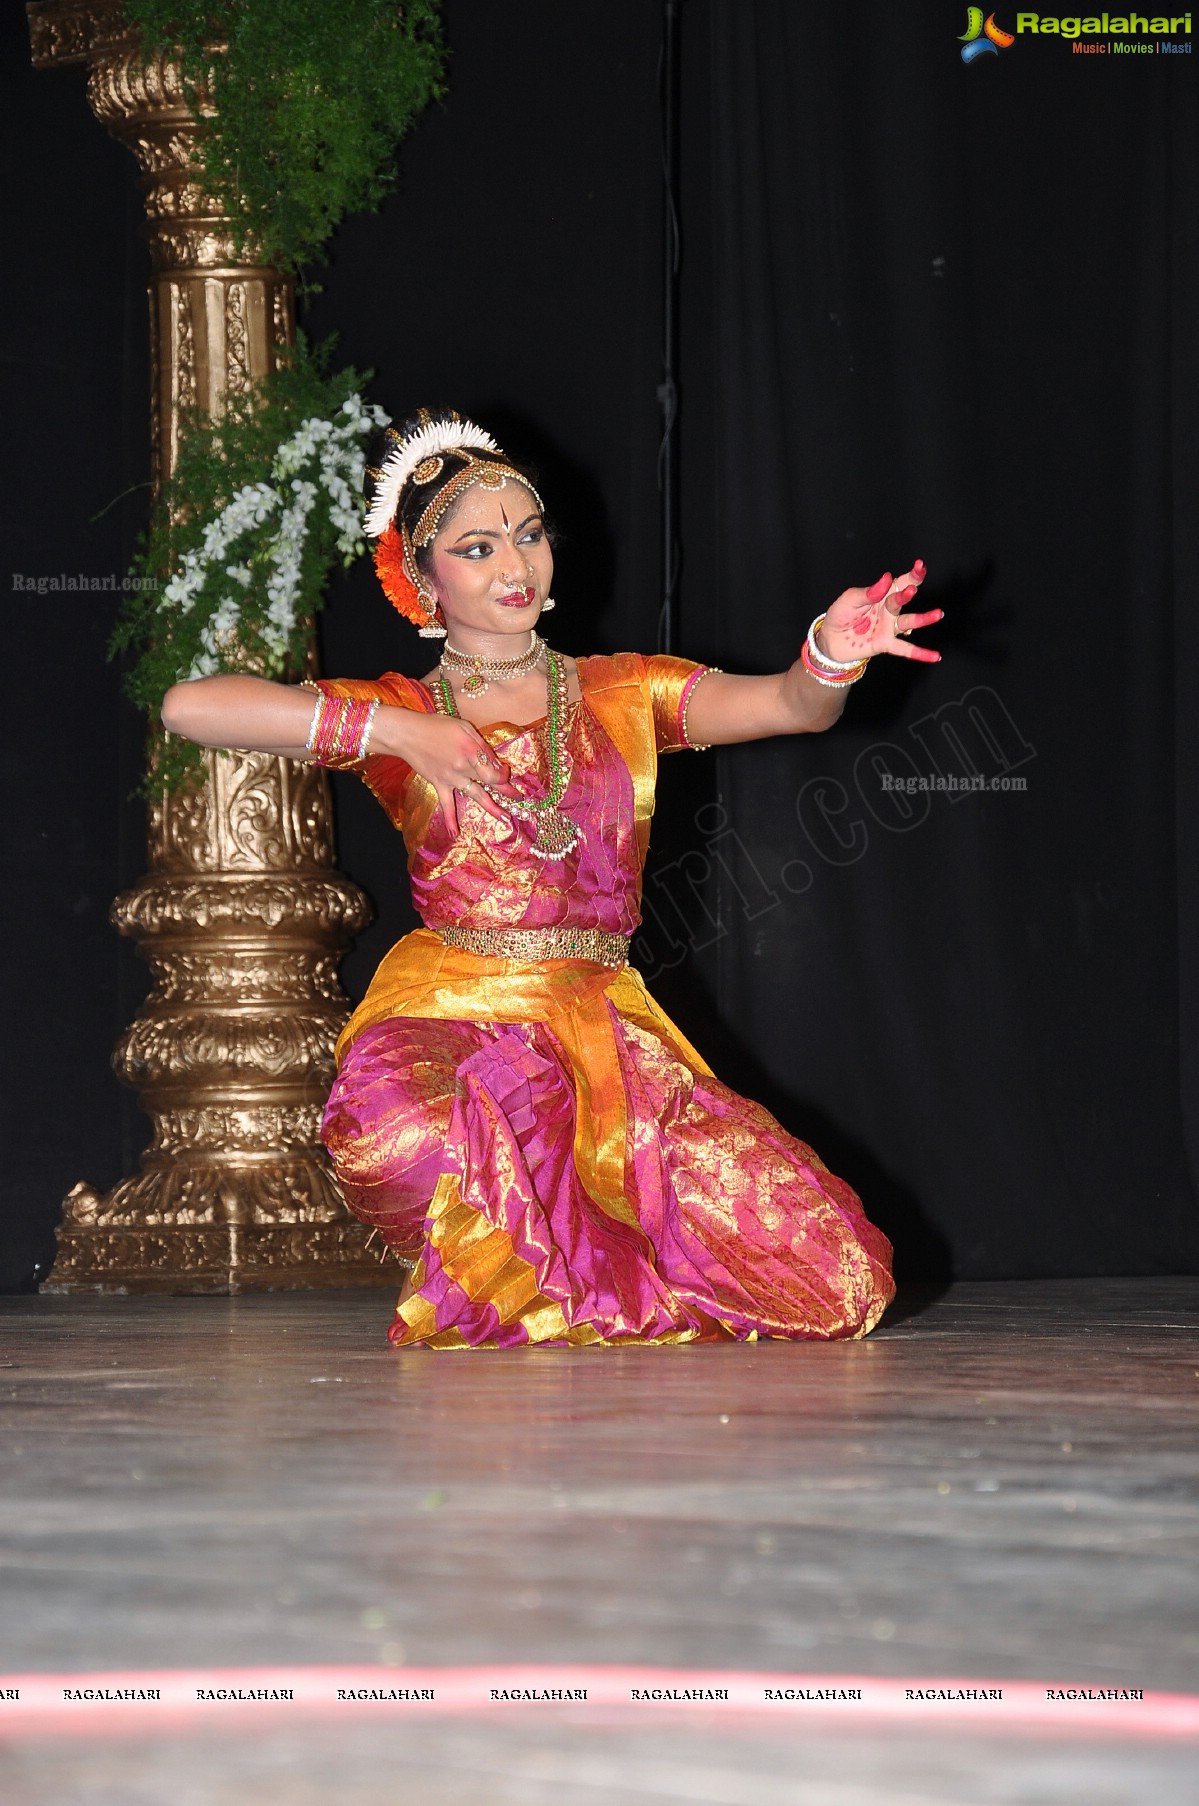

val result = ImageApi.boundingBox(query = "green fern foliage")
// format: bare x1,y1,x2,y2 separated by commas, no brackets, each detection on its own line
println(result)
124,0,446,271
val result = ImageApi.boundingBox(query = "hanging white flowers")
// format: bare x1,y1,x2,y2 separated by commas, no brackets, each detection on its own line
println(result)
114,348,390,790
151,392,388,680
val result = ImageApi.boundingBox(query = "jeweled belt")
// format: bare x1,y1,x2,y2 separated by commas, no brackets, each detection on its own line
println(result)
436,924,630,969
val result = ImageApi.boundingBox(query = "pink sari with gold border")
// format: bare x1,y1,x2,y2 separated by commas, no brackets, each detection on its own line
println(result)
318,653,895,1347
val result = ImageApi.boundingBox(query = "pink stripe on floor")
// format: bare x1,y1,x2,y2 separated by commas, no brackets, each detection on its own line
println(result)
0,1667,1194,1741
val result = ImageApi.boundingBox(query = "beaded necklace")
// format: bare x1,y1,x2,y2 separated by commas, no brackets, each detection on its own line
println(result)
435,645,580,860
439,631,543,698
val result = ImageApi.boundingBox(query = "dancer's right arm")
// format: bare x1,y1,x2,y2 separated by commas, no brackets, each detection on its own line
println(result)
160,675,516,833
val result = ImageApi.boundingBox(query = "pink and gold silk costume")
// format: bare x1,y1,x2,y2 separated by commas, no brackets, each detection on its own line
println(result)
317,652,895,1347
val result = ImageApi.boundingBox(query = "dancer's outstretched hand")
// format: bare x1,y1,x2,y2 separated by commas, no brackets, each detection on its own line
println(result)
819,561,942,664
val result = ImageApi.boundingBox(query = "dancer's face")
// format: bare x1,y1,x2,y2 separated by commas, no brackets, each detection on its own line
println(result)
425,479,553,640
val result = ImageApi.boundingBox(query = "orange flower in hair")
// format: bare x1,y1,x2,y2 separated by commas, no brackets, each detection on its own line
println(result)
371,522,433,628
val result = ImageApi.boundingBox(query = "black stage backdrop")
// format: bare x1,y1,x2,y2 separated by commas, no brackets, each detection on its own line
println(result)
3,1,1196,1288
674,4,1199,1279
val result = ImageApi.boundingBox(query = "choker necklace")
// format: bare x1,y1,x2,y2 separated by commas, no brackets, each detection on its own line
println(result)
440,632,543,698
434,645,579,860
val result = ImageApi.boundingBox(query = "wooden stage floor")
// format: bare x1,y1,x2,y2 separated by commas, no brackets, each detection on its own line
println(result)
1,1277,1196,1803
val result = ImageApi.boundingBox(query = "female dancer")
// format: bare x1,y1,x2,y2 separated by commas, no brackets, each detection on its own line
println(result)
162,409,941,1348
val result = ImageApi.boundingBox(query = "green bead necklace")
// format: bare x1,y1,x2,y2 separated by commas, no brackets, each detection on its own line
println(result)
436,645,579,860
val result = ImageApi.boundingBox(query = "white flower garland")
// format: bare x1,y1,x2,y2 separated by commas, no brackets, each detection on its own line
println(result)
160,393,390,679
361,412,497,539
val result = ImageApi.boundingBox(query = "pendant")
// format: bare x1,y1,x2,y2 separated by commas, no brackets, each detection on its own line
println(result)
530,808,580,860
461,672,488,697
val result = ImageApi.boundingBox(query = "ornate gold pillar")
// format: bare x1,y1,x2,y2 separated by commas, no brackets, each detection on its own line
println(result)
30,0,391,1291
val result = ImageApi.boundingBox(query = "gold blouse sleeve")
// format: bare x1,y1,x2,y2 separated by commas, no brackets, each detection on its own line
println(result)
643,654,719,754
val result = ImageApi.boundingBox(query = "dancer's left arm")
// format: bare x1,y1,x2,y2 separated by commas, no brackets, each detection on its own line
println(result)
684,561,943,745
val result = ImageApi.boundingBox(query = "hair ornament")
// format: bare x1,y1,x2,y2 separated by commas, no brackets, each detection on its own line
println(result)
363,414,499,539
411,456,545,549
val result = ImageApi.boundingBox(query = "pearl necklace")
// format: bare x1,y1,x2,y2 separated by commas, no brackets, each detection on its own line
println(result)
439,632,544,698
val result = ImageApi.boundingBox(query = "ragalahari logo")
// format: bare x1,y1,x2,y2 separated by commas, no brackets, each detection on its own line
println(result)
960,8,1016,59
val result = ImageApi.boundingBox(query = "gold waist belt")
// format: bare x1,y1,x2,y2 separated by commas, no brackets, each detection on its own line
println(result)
436,924,630,969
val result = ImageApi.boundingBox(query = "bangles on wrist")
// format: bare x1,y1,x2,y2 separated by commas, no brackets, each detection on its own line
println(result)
801,615,869,688
304,689,380,766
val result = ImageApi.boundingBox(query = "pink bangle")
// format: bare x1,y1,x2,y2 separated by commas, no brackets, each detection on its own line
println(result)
800,641,867,688
305,690,379,767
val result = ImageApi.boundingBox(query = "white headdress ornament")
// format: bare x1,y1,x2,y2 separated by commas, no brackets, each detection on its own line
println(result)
363,415,499,540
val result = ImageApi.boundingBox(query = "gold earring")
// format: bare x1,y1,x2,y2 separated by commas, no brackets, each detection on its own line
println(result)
416,583,447,639
540,595,557,613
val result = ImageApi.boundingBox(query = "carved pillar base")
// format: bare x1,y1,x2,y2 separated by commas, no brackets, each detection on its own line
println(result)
44,757,395,1296
48,862,397,1293
48,1216,395,1294
48,1215,396,1295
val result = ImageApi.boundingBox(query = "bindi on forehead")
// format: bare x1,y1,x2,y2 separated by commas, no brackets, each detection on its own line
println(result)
439,477,539,546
